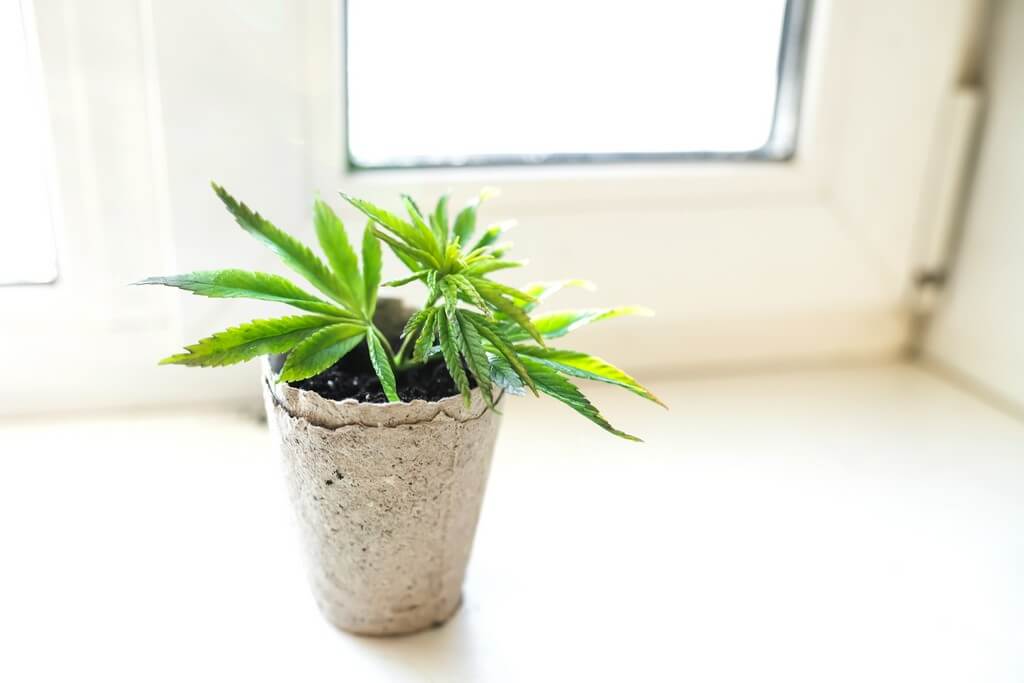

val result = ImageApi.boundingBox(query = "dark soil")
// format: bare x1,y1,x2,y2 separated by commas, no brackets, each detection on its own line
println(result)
288,340,475,403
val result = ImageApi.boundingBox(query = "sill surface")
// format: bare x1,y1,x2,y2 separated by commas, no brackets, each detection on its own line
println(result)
1,362,1021,682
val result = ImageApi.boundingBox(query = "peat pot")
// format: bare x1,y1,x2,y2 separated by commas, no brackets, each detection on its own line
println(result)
261,353,501,636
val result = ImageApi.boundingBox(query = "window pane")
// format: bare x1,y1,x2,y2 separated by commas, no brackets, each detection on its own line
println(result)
1,0,58,285
347,0,796,168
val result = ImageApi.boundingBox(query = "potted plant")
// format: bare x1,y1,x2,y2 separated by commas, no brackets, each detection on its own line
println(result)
138,183,664,635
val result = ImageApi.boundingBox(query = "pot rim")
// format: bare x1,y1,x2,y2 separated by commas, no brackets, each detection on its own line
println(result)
262,357,499,429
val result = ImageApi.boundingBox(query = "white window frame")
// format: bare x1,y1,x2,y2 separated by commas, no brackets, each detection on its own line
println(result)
1,0,985,414
302,0,981,362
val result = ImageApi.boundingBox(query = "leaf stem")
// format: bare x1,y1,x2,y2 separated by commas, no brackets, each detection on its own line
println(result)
393,332,415,367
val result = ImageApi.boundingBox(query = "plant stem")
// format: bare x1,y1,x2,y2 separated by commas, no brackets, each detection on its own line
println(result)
393,332,415,367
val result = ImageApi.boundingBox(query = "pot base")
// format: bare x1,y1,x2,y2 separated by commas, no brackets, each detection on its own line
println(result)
319,592,464,637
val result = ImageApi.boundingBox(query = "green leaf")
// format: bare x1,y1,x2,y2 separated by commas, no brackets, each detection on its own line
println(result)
160,315,334,367
448,273,491,316
470,220,515,252
474,280,546,346
278,323,366,382
370,226,440,269
426,270,441,301
431,194,450,244
383,270,429,287
401,308,429,339
515,346,665,407
401,194,440,259
134,270,355,318
361,221,381,316
367,331,399,402
462,310,537,395
313,198,363,310
488,354,527,396
532,306,653,339
466,277,535,303
462,258,526,276
436,309,471,404
452,202,477,246
439,277,462,346
456,310,494,406
520,357,641,442
413,308,438,363
212,183,346,304
443,242,462,271
340,192,436,256
452,187,499,245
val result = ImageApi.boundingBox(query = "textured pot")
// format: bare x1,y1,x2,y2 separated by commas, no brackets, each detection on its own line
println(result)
261,355,501,636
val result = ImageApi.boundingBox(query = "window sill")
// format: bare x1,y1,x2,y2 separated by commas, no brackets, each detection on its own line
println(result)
1,362,1021,681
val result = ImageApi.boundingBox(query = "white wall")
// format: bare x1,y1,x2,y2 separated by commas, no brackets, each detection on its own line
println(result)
926,0,1024,407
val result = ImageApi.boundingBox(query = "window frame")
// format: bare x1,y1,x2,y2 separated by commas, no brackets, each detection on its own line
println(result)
1,0,60,288
305,0,982,363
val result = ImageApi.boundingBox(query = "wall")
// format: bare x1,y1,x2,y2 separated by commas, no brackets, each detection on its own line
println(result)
926,0,1024,408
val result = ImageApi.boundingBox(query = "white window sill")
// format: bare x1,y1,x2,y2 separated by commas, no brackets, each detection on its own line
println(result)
1,363,1021,682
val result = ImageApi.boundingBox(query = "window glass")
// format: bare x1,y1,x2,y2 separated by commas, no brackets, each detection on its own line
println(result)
346,0,800,168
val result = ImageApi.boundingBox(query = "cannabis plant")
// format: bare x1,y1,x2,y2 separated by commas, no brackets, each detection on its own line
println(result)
138,184,663,440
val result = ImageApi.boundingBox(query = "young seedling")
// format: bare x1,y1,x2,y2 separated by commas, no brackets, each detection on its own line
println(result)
138,184,664,440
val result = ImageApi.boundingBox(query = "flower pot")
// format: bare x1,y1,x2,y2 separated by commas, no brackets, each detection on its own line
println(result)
260,350,501,636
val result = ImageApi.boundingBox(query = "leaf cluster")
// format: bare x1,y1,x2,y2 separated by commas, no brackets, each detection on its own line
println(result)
139,184,664,439
137,184,400,401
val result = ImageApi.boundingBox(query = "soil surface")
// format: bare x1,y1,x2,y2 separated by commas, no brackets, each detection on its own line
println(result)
288,340,474,403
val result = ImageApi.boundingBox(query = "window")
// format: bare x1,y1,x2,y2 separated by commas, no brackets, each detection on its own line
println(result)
0,0,58,285
345,0,809,169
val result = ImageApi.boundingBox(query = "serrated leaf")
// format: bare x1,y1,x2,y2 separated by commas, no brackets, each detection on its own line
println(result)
532,306,653,339
443,242,461,271
278,324,366,382
340,192,436,257
448,274,491,316
313,198,363,311
134,270,355,318
383,270,429,287
361,221,381,316
452,202,477,246
431,194,449,244
515,346,665,407
470,220,515,252
426,270,440,301
439,277,462,346
367,331,399,402
370,226,439,269
466,277,535,303
520,357,641,442
436,309,471,405
462,310,537,395
160,315,334,367
212,183,346,305
462,258,526,276
489,354,527,396
413,308,437,363
401,194,440,259
401,308,429,339
474,280,546,346
456,310,494,406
